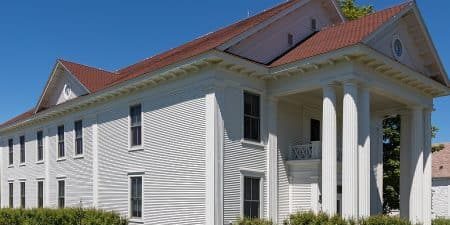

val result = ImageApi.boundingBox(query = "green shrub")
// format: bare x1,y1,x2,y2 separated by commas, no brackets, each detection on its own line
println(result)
0,208,127,225
234,217,273,225
433,218,450,225
283,212,413,225
359,215,411,225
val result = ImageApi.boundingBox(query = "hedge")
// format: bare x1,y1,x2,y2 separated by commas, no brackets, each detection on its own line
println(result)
238,212,450,225
0,208,127,225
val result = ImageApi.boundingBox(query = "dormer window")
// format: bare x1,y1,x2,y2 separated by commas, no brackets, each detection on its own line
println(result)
311,18,317,32
63,84,72,100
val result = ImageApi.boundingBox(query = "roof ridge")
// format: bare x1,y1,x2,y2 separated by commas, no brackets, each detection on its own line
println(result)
58,59,118,75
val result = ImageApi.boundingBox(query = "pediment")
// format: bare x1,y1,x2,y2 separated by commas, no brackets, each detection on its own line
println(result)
365,7,449,86
35,62,89,112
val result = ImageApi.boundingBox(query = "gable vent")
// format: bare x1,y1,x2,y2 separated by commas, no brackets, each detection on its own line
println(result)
288,33,294,46
311,18,318,32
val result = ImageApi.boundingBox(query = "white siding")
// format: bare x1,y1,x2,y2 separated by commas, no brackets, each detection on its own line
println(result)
97,85,207,225
432,178,450,218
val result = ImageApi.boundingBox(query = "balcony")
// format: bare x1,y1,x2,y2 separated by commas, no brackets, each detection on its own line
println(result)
288,141,342,161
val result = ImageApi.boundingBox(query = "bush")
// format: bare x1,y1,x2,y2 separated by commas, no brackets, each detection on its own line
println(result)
433,218,450,225
235,217,273,225
284,212,412,225
0,208,127,225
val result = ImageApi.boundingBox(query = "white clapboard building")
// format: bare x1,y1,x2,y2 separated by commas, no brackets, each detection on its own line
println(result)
0,1,449,225
432,143,450,219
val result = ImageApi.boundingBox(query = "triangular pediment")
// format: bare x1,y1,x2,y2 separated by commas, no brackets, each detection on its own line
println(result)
365,5,449,86
35,61,90,113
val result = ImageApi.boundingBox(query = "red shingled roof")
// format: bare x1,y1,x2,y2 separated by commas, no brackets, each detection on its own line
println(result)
1,1,412,129
433,143,450,178
270,2,410,67
58,60,119,93
0,108,35,128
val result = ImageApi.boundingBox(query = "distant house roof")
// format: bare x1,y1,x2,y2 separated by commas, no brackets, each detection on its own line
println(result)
432,143,450,178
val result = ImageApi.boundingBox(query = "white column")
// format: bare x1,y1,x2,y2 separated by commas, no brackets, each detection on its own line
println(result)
400,112,411,219
342,81,359,219
267,97,278,223
321,84,337,215
358,86,371,218
423,109,432,225
205,90,224,225
370,115,383,215
409,107,424,224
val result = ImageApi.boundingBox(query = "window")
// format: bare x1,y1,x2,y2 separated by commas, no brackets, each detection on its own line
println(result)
8,139,13,165
243,176,261,218
20,182,25,208
130,104,142,147
311,18,317,31
37,181,44,208
310,119,321,142
37,131,44,161
57,125,65,158
130,176,142,218
74,120,83,155
288,33,294,45
9,183,13,208
20,136,25,164
244,92,261,142
58,180,65,208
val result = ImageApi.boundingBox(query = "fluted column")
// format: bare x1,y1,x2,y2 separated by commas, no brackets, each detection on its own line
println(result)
342,81,359,219
400,112,411,219
410,107,424,224
358,86,371,218
370,115,384,215
321,83,338,215
423,109,432,225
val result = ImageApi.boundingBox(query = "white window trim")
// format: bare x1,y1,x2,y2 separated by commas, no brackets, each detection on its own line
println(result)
240,169,265,219
36,129,45,164
241,89,264,147
56,124,66,160
73,119,84,158
128,172,145,223
128,102,144,152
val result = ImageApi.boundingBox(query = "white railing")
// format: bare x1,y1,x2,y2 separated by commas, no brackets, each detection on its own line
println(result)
288,141,342,161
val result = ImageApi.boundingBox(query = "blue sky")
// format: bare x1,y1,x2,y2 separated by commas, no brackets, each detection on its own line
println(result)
0,0,448,143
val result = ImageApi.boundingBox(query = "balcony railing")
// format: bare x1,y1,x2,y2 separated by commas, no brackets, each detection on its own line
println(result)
288,141,342,161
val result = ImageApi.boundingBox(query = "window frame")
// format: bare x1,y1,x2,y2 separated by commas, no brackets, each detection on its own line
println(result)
243,91,262,143
8,139,14,166
20,181,25,208
57,125,65,159
9,182,14,208
36,131,44,162
74,120,83,156
128,174,144,221
240,170,264,219
37,180,44,208
57,179,65,208
129,104,143,150
19,135,26,164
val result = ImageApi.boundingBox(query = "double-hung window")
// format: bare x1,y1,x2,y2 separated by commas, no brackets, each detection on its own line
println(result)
19,136,25,164
243,176,261,219
130,104,142,147
74,120,83,155
57,125,65,158
37,131,44,161
244,92,261,142
58,180,65,208
8,139,13,165
130,176,143,218
20,182,25,208
9,183,13,208
37,181,44,208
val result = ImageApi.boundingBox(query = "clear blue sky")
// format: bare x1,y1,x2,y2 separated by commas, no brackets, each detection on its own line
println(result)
0,0,448,143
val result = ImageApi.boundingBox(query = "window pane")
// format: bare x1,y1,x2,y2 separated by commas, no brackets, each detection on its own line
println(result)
20,136,25,163
310,119,321,142
243,176,261,218
243,92,260,142
58,126,65,157
244,177,252,200
252,178,260,201
37,131,43,161
20,182,25,208
9,183,13,208
58,180,65,208
9,139,13,165
130,177,142,218
38,181,43,208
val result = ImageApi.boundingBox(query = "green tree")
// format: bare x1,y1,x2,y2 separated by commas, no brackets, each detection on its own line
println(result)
339,0,374,20
382,116,401,212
